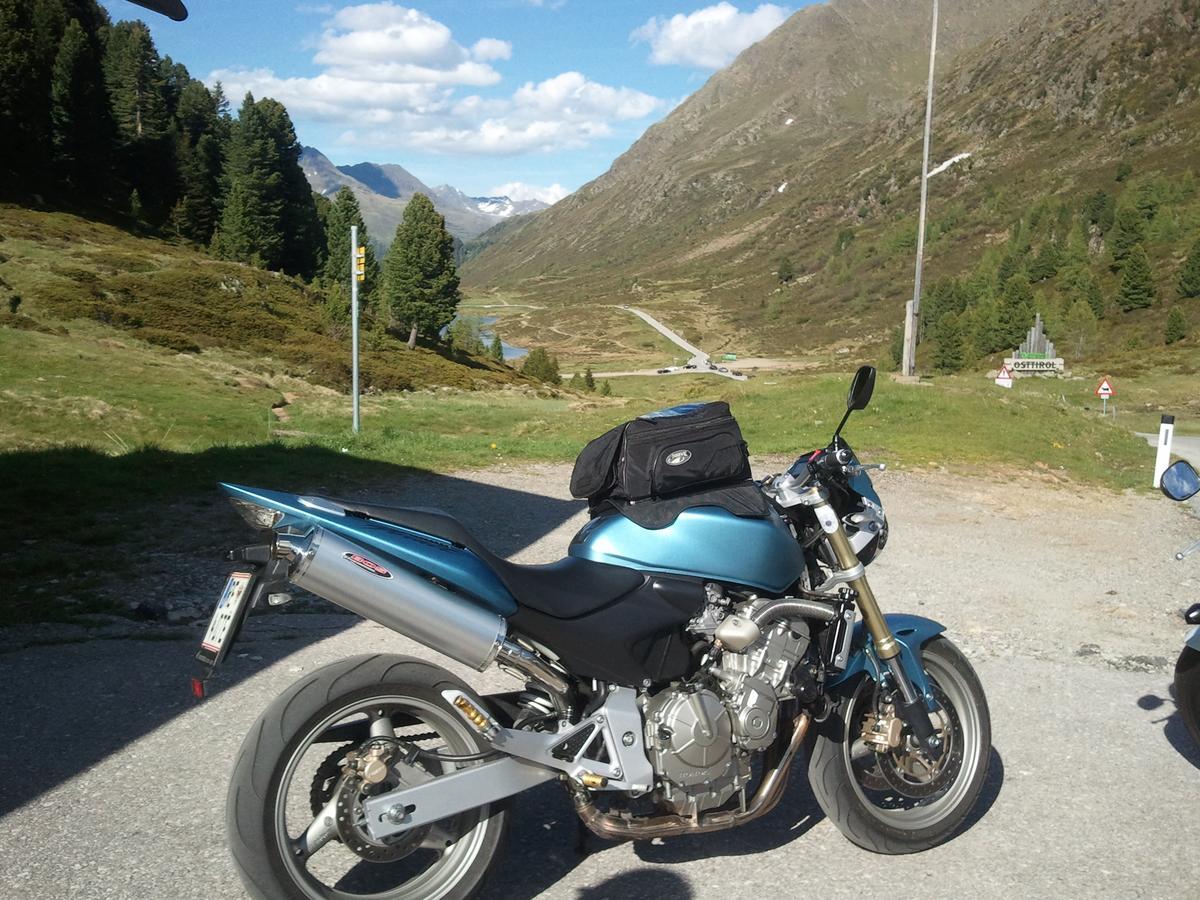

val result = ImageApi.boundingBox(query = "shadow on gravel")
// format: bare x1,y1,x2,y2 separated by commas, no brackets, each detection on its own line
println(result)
957,746,1005,835
1137,688,1200,770
0,444,585,817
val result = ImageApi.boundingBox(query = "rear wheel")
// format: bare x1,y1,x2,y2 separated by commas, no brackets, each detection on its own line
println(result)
808,636,991,853
227,654,507,900
1174,647,1200,748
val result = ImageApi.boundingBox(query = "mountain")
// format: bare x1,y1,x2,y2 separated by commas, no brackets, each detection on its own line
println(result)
460,0,1200,364
300,147,552,248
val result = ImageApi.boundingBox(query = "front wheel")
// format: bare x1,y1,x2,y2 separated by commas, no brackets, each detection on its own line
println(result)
1174,647,1200,748
808,635,991,854
226,654,507,900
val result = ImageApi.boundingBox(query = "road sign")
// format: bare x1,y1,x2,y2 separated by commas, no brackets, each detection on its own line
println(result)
1095,377,1115,399
994,364,1013,389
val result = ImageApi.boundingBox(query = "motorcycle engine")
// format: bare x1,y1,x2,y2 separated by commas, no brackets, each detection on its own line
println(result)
642,592,811,817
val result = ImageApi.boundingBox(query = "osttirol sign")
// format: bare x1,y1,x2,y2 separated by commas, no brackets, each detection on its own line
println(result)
1003,314,1064,376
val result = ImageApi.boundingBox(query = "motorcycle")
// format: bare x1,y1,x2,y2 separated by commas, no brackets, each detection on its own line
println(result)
197,366,992,900
1160,458,1200,748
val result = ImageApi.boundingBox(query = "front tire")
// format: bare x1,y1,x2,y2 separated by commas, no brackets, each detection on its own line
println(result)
808,635,991,854
1174,647,1200,748
226,654,507,900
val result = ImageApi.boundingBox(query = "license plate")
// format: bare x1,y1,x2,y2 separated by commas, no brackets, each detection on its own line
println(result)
196,571,255,668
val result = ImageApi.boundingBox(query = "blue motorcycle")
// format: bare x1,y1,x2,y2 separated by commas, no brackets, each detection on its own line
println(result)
198,366,992,900
1161,459,1200,749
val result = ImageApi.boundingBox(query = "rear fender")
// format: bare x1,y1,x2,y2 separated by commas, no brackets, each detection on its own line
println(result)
1186,626,1200,653
826,613,946,708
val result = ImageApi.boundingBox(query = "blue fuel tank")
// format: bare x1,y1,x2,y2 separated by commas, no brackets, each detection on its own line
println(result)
569,506,806,595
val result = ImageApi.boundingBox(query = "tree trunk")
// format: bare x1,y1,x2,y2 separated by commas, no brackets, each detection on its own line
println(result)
407,324,418,350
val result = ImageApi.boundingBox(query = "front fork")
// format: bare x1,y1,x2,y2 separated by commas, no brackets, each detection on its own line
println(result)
806,487,943,753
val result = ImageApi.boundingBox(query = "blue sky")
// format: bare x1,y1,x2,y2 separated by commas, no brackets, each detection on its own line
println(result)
103,1,809,201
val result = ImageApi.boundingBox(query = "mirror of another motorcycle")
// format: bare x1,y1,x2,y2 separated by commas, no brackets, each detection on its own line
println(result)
1161,460,1200,502
833,365,877,439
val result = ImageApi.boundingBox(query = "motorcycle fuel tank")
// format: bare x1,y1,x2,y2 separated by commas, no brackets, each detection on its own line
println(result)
569,506,806,594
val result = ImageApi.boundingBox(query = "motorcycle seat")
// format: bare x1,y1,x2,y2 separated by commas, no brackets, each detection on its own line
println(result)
341,502,645,618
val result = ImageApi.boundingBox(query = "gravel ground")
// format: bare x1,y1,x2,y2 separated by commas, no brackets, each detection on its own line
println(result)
1,461,1198,899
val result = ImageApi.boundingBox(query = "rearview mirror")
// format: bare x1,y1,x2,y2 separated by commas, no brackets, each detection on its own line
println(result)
1161,460,1200,502
126,0,188,21
847,366,876,411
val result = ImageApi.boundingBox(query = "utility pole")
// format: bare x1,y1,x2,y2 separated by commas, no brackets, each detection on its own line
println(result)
902,0,939,378
350,225,364,433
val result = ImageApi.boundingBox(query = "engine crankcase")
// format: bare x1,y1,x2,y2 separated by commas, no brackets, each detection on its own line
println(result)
643,687,747,816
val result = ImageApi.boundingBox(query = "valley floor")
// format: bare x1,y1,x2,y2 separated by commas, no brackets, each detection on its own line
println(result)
1,463,1197,898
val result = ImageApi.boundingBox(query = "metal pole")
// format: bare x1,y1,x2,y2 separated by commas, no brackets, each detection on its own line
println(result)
902,0,939,378
1154,414,1175,487
350,224,360,434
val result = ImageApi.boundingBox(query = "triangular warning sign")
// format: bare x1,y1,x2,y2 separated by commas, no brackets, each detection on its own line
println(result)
995,365,1014,388
1095,377,1115,398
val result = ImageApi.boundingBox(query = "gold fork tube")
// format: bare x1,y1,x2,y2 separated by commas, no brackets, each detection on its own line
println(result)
821,510,900,660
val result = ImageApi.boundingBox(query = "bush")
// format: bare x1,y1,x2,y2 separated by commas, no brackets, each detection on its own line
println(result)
522,347,561,385
1165,306,1187,344
138,328,201,353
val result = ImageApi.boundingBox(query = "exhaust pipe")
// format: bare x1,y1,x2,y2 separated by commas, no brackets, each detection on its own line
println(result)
284,527,507,671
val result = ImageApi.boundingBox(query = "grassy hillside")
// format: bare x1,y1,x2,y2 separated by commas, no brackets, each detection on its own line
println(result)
462,0,1200,369
0,205,524,393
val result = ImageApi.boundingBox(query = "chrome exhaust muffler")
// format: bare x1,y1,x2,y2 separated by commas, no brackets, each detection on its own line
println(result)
283,527,507,670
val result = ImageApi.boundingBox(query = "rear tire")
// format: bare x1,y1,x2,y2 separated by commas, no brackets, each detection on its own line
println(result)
1174,647,1200,749
226,654,507,900
808,635,991,854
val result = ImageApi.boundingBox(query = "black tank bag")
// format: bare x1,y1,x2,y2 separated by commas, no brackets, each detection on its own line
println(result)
570,401,752,505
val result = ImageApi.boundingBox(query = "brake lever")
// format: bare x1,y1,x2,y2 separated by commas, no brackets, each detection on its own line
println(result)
843,463,887,476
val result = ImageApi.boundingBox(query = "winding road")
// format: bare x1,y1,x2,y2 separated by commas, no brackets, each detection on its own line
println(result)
585,306,748,381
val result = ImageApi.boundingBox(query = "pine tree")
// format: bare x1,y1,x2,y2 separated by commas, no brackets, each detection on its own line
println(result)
1063,299,1099,358
488,333,504,362
887,324,904,370
1118,244,1156,311
522,347,561,385
103,19,176,222
931,312,965,372
257,98,324,279
382,193,460,349
599,379,612,397
321,186,379,300
1179,240,1200,299
49,17,112,199
213,94,284,268
1108,206,1146,271
584,366,596,392
1027,242,1061,282
1082,190,1115,233
777,257,795,283
567,371,584,390
447,316,485,354
998,275,1036,347
0,0,49,191
1165,306,1188,344
170,80,225,242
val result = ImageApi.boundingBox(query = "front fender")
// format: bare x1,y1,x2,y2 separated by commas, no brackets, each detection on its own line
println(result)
1186,625,1200,653
826,613,946,708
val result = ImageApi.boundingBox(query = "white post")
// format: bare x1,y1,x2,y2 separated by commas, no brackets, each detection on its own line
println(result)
1154,414,1175,488
350,224,360,434
902,0,939,378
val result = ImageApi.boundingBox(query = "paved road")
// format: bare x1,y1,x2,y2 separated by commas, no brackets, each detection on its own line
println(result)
2,464,1199,899
584,307,747,382
1139,432,1200,470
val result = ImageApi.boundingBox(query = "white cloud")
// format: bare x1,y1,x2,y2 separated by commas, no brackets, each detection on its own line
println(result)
471,38,512,62
489,181,570,204
632,2,789,69
211,3,662,157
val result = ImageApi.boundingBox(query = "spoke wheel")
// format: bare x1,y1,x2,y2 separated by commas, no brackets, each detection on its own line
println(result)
808,636,991,853
227,655,507,900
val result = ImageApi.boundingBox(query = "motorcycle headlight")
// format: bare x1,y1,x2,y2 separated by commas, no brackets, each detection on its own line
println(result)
230,498,285,530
